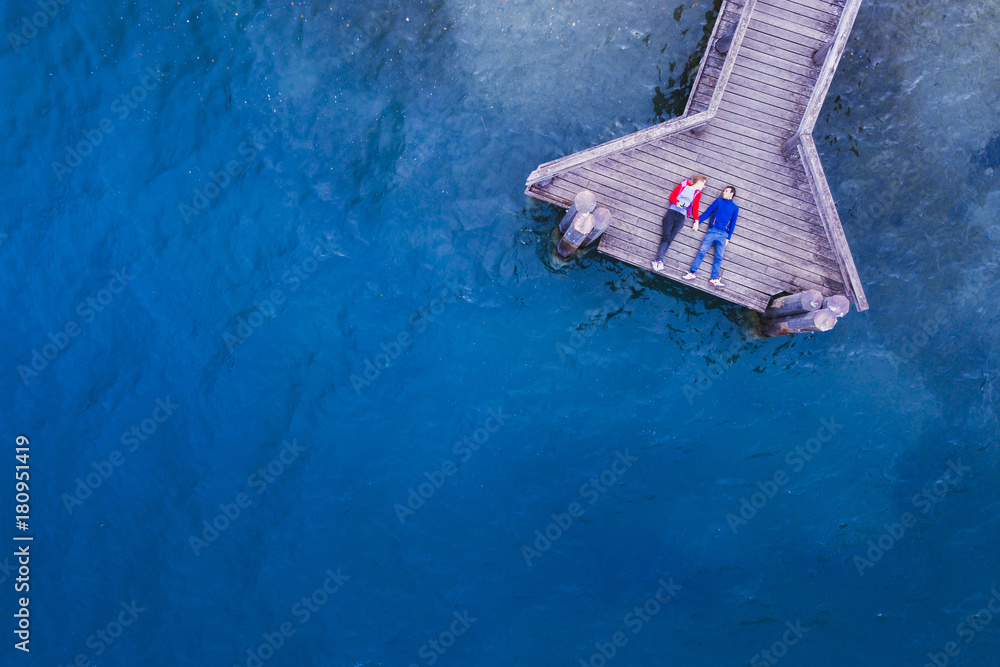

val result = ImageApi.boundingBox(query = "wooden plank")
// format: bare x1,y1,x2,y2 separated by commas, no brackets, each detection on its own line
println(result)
712,105,797,138
747,17,827,53
526,111,712,186
701,64,813,106
706,0,760,116
679,120,787,160
692,85,805,126
752,7,835,44
796,0,864,137
730,59,820,97
798,134,869,310
739,43,823,80
702,73,810,114
757,0,840,26
683,0,740,116
741,29,819,62
706,114,791,149
771,0,842,21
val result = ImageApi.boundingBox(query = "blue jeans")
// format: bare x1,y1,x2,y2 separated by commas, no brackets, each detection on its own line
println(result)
690,229,728,280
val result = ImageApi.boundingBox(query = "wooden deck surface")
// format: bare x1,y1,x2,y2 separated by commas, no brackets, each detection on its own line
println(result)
526,0,868,313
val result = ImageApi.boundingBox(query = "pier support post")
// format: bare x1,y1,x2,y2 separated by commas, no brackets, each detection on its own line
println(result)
764,290,823,319
812,39,834,66
715,23,738,54
760,309,838,337
781,132,802,157
822,295,851,318
690,122,710,136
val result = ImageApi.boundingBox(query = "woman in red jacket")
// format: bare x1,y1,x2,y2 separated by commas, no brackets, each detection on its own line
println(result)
651,175,706,271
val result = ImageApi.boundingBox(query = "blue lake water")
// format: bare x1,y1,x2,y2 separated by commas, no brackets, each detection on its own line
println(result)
2,0,999,665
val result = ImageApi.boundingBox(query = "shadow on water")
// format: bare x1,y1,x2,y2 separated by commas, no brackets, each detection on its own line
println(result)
652,0,723,121
974,133,1000,170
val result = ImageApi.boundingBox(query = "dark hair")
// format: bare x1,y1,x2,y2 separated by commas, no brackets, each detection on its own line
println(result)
724,185,737,198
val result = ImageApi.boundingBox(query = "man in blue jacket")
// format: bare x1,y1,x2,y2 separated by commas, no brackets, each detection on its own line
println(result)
683,186,739,287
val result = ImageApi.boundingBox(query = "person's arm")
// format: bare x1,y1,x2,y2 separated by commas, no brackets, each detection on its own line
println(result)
726,205,739,239
698,199,718,223
668,181,684,206
689,190,702,220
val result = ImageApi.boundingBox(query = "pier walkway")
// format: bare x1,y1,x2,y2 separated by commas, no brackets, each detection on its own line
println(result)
526,0,868,313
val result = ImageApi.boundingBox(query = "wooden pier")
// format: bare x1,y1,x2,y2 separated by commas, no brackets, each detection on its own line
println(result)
527,0,868,315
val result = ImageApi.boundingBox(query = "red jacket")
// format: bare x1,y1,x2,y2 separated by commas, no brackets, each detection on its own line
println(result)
669,180,702,219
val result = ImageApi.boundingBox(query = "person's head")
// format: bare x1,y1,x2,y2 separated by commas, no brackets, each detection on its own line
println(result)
722,186,736,200
691,175,707,190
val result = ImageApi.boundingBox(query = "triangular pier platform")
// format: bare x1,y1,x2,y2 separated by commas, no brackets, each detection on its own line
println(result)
527,0,868,314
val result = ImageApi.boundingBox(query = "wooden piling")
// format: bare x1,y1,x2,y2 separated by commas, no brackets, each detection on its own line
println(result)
823,295,851,318
764,290,823,319
812,39,834,66
760,309,838,338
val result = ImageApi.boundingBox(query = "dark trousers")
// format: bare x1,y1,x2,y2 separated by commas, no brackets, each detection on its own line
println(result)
656,209,686,262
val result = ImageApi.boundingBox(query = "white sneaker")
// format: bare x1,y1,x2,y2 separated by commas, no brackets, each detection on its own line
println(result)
709,278,724,287
682,272,697,281
651,260,664,271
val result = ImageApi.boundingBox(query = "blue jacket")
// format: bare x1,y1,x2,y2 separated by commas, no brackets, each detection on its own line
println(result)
698,198,739,238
